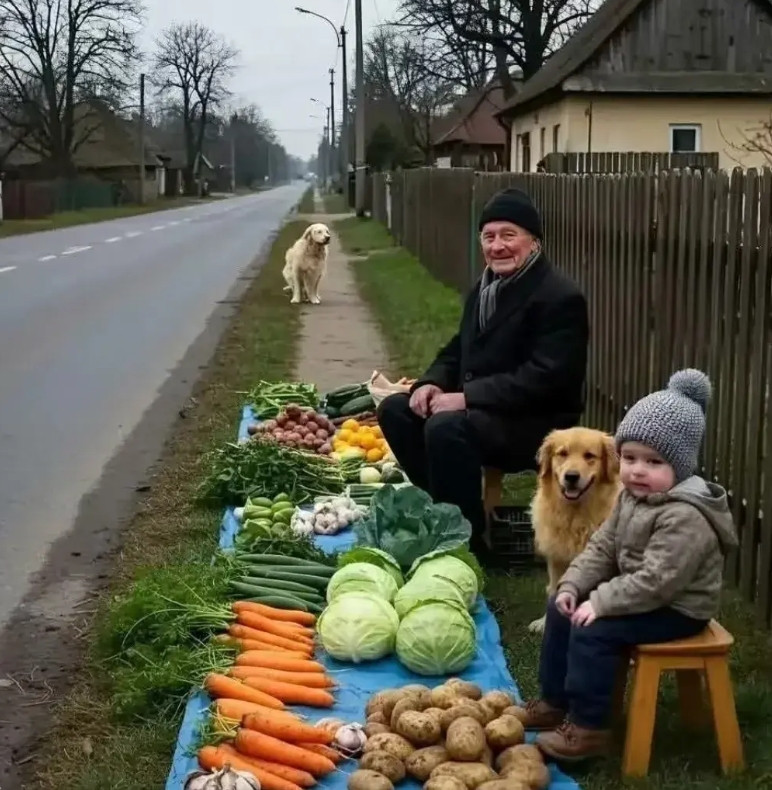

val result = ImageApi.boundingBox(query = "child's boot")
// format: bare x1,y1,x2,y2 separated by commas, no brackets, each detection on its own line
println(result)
506,700,565,731
535,720,611,761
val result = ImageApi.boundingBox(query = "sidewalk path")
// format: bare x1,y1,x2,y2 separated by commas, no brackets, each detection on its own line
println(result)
294,199,389,392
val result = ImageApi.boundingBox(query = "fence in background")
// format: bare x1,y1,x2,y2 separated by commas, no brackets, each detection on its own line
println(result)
1,177,122,219
542,151,720,174
372,165,772,627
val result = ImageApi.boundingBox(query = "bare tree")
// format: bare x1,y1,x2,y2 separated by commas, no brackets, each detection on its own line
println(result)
397,0,600,97
0,0,142,172
718,117,772,167
152,21,238,194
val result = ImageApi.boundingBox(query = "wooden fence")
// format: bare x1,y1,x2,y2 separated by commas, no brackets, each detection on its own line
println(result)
373,166,772,627
1,177,123,219
542,151,720,174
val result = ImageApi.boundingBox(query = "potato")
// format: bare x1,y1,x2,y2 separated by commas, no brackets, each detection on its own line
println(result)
480,744,494,768
366,689,398,718
395,710,442,746
477,699,499,724
495,744,544,773
347,769,393,790
430,761,498,789
365,722,392,737
484,715,526,751
359,750,406,783
446,717,487,762
501,706,525,720
480,691,514,716
445,678,483,700
363,732,415,760
378,690,406,721
477,781,531,790
424,707,446,724
424,777,468,790
499,760,550,790
430,684,461,709
402,683,432,708
390,695,420,730
440,702,487,731
403,744,449,780
368,711,388,725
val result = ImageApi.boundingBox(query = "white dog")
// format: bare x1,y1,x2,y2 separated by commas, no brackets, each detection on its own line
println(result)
282,222,331,304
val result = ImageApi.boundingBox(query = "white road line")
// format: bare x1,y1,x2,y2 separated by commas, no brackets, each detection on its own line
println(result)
125,231,142,238
167,220,179,226
105,236,121,243
38,254,56,262
61,245,91,255
151,224,165,231
0,266,16,274
181,217,191,222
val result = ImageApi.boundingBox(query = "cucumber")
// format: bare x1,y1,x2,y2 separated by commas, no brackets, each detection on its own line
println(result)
337,393,376,416
272,510,293,526
325,382,368,403
243,564,335,578
325,404,340,418
245,507,274,520
271,501,294,514
259,571,330,589
235,553,334,568
233,577,320,596
273,493,291,504
248,596,323,614
249,497,274,509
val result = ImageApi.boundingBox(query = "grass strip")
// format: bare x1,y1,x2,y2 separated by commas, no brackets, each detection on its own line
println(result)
322,192,348,213
297,186,315,213
32,218,308,790
337,215,772,790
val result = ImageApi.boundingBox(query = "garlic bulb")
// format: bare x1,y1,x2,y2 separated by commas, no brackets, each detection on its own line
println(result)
316,716,345,736
184,764,261,790
334,723,367,757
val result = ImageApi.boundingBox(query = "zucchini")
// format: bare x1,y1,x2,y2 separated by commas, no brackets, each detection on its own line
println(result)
257,570,330,589
273,493,291,504
248,596,323,614
242,563,335,577
324,382,368,406
249,497,274,509
233,577,320,596
230,588,309,610
324,404,340,418
337,393,376,416
235,553,334,567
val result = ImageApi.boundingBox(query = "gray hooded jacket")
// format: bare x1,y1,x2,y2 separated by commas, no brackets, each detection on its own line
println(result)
558,476,738,620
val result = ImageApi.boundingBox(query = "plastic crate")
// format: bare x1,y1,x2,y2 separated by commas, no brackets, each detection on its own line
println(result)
487,505,543,570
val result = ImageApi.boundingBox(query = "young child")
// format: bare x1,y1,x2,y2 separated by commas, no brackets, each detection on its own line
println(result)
513,368,738,762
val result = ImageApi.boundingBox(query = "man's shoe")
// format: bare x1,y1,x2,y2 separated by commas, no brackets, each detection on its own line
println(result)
536,720,611,762
507,700,566,731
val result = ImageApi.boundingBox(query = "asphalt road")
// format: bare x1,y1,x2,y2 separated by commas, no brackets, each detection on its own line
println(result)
0,185,304,630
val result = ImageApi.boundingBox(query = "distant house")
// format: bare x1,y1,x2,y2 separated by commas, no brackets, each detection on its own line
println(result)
433,82,514,171
163,150,216,196
496,0,772,172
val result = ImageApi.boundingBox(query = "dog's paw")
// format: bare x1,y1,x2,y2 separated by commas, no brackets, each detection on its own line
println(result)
310,297,321,305
528,616,546,634
290,297,301,304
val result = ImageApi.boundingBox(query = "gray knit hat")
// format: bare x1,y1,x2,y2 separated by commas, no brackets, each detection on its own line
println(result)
615,369,712,481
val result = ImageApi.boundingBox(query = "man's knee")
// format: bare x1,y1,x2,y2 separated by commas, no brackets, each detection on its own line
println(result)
377,392,411,424
424,410,471,447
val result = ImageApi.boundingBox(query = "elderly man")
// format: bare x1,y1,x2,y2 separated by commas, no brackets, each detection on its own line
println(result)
377,187,589,548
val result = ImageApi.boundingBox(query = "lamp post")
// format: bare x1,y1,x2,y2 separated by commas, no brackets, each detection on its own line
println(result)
295,7,348,195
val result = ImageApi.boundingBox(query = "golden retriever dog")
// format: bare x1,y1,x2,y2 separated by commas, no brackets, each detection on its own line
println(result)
528,427,622,633
282,222,331,304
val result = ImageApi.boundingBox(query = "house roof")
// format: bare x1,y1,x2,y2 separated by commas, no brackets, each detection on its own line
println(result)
497,0,772,116
434,82,509,147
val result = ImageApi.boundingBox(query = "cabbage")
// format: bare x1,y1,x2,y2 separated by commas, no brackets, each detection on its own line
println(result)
318,592,399,663
395,599,477,676
337,547,405,587
393,575,467,619
408,554,479,609
326,562,399,603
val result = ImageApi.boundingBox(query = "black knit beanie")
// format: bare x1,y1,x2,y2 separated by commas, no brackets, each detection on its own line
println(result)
478,188,543,239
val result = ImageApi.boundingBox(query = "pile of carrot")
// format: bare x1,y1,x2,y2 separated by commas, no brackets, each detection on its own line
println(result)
198,601,342,790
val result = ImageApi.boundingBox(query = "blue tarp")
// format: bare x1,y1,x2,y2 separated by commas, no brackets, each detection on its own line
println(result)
165,406,580,790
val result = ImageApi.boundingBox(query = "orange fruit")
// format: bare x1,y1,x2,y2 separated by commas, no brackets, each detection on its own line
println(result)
366,447,384,462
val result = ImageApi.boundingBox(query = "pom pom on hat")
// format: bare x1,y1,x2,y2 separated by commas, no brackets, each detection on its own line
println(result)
667,368,711,413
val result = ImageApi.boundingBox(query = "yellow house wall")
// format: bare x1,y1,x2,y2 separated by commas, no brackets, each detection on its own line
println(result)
508,94,772,171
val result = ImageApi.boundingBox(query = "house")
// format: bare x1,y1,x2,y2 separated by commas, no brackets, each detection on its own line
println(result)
162,150,216,196
433,82,513,171
496,0,772,172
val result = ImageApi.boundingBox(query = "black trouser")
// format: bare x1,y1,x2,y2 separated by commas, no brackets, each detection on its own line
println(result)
539,595,707,728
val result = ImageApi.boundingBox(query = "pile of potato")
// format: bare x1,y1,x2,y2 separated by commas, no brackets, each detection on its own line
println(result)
347,679,550,790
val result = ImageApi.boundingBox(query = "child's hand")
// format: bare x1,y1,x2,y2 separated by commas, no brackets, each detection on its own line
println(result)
571,600,598,627
555,590,577,617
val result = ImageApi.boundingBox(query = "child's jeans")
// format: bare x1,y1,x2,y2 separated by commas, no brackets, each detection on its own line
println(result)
539,595,707,729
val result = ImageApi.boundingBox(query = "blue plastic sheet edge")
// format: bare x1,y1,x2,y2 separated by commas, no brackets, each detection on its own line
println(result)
165,405,580,790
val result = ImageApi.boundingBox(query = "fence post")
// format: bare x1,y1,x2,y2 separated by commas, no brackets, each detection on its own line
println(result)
468,172,479,291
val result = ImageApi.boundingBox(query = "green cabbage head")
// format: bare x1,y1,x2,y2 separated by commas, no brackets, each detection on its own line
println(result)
393,574,467,619
408,553,479,609
318,592,399,663
326,562,399,603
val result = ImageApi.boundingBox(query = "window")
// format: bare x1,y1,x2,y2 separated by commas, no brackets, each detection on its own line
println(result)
552,124,561,152
669,124,701,153
521,132,531,172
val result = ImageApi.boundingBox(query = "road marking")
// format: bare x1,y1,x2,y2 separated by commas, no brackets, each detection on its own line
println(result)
181,217,191,222
0,266,16,274
125,231,142,238
151,224,165,231
38,254,57,261
105,236,121,243
61,245,91,255
167,220,179,226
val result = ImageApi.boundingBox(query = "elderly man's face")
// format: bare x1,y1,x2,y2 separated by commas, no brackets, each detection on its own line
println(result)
480,220,538,276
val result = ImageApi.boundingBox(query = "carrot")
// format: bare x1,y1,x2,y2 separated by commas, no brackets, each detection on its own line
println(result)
233,601,317,627
234,728,336,776
198,745,302,790
298,743,342,763
230,666,335,688
228,624,314,654
242,710,333,745
237,611,315,643
235,652,325,673
217,634,309,655
204,673,285,709
219,743,316,787
214,698,303,723
243,676,335,708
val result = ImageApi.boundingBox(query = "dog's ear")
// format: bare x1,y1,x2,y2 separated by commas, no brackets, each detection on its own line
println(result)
536,432,556,480
302,225,313,240
601,434,620,481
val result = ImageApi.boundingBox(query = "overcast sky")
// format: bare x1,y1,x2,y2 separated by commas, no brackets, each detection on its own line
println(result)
141,0,400,161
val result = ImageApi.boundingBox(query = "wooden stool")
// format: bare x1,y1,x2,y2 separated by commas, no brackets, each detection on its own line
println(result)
619,619,744,777
482,467,504,516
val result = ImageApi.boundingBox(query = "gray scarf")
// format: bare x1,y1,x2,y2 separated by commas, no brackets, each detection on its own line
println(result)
478,249,541,331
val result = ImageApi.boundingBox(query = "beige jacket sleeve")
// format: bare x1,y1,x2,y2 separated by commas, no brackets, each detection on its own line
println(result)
557,499,621,598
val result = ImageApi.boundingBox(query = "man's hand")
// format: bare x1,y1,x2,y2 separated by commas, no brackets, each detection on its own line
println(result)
430,392,466,413
571,600,598,627
555,590,577,617
409,384,442,418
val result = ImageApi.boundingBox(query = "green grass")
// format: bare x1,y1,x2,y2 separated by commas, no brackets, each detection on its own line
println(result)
33,218,308,790
322,191,348,213
297,185,315,213
0,196,220,237
334,215,395,255
340,214,772,790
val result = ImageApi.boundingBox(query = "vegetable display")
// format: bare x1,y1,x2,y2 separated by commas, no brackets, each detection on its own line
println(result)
234,493,296,542
247,381,320,419
291,496,367,536
322,382,375,418
248,404,337,455
332,419,393,463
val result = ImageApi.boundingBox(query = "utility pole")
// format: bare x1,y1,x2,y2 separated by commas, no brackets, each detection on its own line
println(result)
354,0,366,216
326,106,333,191
329,67,336,189
138,73,146,204
230,113,237,192
340,26,349,198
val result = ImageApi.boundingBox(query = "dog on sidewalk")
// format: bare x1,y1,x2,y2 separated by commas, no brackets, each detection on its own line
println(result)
282,222,331,304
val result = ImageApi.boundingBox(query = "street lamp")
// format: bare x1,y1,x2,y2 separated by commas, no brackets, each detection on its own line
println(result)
295,6,349,194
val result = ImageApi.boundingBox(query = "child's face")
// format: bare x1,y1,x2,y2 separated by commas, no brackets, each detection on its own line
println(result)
619,441,676,497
